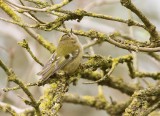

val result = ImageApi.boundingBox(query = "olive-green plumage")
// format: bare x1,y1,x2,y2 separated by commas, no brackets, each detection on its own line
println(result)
37,32,83,83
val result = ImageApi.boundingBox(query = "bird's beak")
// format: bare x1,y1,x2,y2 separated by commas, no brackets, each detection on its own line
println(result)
70,28,73,34
66,29,73,37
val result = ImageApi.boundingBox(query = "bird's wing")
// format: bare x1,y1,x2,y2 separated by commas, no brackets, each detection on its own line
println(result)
37,50,79,83
49,49,80,75
37,53,56,76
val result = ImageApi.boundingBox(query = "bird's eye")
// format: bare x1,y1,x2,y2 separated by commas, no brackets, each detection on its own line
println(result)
62,34,71,40
62,34,68,38
65,54,70,59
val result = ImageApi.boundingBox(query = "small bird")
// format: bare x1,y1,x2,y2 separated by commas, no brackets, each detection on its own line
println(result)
37,31,83,83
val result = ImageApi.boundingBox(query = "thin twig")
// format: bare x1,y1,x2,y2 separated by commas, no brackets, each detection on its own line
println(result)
18,39,44,66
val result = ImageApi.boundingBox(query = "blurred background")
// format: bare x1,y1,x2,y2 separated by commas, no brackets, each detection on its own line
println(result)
0,0,160,116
